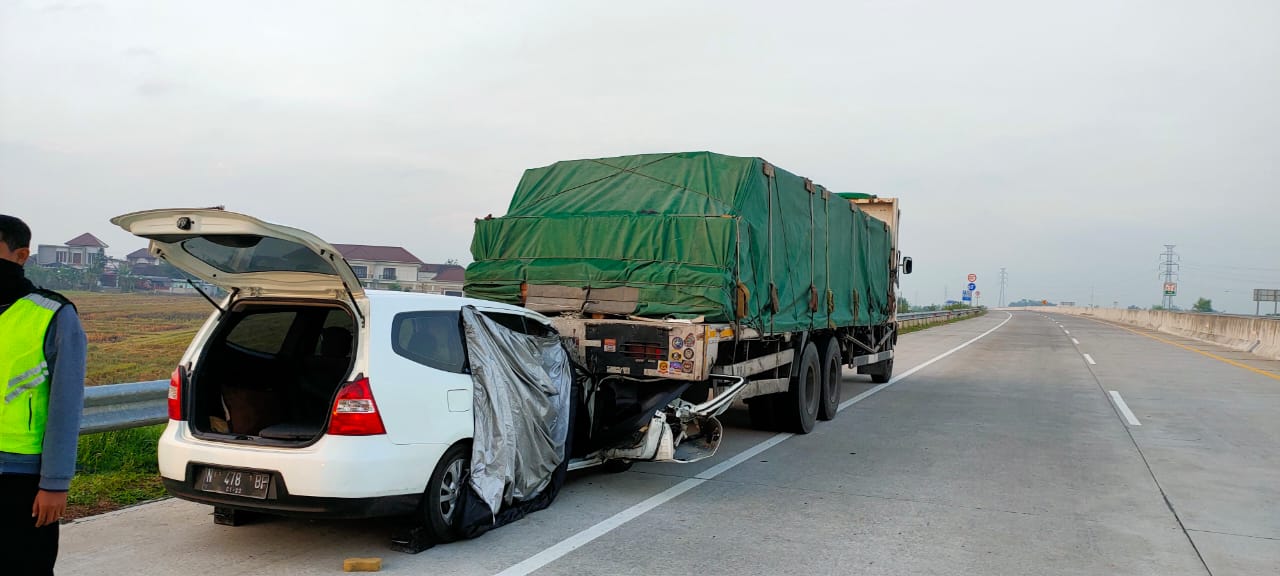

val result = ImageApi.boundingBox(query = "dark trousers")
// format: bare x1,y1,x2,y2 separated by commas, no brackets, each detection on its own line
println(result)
0,473,59,575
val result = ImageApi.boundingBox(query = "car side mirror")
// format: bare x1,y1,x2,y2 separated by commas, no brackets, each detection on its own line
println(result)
902,256,913,275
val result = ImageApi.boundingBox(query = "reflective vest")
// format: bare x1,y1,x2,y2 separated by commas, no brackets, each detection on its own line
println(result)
0,292,63,455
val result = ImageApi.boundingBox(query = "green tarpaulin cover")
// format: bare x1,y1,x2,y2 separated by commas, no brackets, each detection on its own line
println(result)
466,151,892,333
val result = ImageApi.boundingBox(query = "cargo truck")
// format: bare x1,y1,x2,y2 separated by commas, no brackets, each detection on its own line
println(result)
467,151,910,467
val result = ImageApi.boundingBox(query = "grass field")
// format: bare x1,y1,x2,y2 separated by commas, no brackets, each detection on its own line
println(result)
64,291,212,520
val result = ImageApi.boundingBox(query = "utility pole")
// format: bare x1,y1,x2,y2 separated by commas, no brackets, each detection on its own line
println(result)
998,268,1008,308
1159,244,1180,309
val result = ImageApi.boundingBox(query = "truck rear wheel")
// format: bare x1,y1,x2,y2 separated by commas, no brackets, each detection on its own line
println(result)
867,357,894,384
818,337,842,421
779,342,821,434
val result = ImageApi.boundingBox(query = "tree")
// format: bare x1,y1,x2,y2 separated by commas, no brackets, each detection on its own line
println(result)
1192,298,1213,313
897,296,910,313
444,258,460,266
1151,304,1166,311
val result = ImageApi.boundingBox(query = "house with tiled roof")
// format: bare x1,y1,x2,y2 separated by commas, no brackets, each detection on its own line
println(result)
332,244,427,291
419,265,466,296
125,247,161,266
36,232,109,269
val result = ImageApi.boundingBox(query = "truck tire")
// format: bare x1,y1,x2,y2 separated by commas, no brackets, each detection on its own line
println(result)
818,337,842,421
780,342,821,434
867,357,894,384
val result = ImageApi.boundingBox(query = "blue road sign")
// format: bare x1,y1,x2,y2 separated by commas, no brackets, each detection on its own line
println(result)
967,282,977,291
962,290,972,302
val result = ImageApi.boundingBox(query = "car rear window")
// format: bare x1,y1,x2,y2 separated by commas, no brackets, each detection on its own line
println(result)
225,311,297,355
180,235,335,275
392,311,465,373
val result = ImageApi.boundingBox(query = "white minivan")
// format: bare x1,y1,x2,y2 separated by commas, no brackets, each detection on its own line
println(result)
112,208,567,542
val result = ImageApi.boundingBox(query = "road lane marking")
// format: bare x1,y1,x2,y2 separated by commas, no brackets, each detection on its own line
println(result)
1064,329,1070,335
1108,391,1141,426
1090,319,1280,383
1072,338,1080,345
1083,353,1096,365
494,312,1015,576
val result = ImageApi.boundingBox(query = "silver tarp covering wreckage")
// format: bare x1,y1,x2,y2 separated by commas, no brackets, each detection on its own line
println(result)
460,307,572,527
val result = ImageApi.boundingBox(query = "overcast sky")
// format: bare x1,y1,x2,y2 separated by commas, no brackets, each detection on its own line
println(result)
2,0,1278,312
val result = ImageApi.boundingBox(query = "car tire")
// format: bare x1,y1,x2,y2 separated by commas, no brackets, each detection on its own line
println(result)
423,443,469,543
779,342,821,434
817,337,842,421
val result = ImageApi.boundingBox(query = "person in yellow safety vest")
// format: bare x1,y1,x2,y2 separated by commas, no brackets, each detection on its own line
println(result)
0,215,87,576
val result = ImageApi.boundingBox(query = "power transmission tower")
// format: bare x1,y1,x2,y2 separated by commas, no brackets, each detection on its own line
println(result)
1158,244,1180,309
998,268,1008,307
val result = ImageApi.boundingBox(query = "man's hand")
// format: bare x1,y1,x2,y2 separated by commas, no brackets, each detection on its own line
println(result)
32,489,68,527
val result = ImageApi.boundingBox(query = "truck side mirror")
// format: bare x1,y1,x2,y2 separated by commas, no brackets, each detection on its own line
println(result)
902,257,913,275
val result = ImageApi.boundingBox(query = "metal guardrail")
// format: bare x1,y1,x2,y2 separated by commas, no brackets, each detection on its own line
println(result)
80,379,168,435
79,309,984,434
897,308,984,328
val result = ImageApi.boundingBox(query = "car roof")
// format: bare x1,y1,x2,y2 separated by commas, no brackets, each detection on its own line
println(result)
364,290,548,320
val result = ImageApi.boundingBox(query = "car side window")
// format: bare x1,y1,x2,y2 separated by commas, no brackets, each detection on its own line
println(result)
481,311,557,338
522,317,556,338
391,311,465,374
482,312,527,333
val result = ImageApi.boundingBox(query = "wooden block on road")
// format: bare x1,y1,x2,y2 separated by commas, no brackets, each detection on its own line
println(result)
343,557,383,572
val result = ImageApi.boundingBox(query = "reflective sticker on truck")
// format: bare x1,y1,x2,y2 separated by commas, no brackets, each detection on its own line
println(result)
603,338,617,352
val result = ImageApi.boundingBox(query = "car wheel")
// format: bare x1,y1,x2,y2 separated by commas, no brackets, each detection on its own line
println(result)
780,342,821,434
817,337,842,421
423,443,469,542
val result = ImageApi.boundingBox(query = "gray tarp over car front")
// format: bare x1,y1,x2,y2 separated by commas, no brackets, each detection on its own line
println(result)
460,307,572,522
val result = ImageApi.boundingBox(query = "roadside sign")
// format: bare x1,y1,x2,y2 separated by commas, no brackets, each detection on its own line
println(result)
1253,289,1280,302
975,290,981,297
962,289,972,303
1163,282,1177,296
967,282,977,291
967,273,977,283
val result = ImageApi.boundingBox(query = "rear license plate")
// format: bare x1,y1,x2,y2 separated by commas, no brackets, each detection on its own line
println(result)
196,467,271,499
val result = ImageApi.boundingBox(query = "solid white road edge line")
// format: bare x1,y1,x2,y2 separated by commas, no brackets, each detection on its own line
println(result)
1083,353,1097,365
494,312,1015,576
1109,391,1142,426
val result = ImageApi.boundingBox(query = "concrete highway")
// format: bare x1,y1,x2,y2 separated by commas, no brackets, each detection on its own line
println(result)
59,311,1279,575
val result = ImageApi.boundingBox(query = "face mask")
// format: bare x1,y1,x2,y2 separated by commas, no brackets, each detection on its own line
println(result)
0,258,35,306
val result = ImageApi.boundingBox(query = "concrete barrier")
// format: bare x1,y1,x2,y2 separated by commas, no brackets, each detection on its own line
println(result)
1030,307,1280,361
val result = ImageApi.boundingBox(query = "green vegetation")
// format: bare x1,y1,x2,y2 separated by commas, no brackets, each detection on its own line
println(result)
1192,298,1214,313
68,426,167,517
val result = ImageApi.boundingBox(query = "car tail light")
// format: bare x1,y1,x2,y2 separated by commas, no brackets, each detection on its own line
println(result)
327,377,386,436
168,367,182,420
